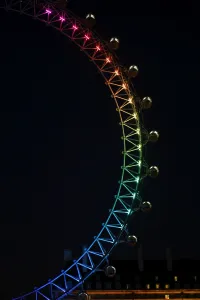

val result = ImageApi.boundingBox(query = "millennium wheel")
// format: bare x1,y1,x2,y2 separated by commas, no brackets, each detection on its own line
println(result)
1,1,159,299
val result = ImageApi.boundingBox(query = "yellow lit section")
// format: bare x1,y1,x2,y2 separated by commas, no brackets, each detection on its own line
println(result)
165,295,170,299
165,284,170,289
128,97,133,103
156,283,160,289
174,276,178,282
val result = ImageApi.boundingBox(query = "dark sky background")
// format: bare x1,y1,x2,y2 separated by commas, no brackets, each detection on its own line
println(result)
0,0,199,298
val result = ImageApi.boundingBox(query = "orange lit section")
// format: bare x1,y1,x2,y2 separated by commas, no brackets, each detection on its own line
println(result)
106,57,111,63
122,83,128,89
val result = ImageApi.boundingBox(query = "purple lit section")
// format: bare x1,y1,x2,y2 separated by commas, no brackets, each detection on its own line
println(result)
46,9,51,14
60,16,65,22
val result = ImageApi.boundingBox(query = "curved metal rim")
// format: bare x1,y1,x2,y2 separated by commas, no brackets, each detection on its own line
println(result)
2,2,143,299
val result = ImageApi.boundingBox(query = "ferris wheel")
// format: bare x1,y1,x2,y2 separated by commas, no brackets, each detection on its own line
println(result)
1,0,159,299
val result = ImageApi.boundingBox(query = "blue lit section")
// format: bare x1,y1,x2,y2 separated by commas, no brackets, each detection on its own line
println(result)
3,1,144,300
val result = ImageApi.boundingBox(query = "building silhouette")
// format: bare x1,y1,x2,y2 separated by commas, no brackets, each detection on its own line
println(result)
60,246,200,300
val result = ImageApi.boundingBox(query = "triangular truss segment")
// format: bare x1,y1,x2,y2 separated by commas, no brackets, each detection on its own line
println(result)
3,1,144,300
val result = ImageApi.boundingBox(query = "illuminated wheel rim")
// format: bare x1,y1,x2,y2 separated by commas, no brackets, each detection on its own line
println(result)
2,1,144,299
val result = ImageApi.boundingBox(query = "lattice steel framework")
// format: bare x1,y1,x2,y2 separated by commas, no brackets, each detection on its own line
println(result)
1,1,146,299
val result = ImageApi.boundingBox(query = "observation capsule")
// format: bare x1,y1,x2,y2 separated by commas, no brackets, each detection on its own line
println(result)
148,166,159,178
77,292,90,300
127,235,137,245
105,265,116,278
141,97,152,110
109,37,120,50
85,13,96,28
128,65,139,78
141,201,152,212
149,131,159,143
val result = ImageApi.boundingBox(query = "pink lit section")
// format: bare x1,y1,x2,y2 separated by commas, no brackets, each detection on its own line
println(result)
106,57,111,63
46,9,51,14
84,34,90,40
59,16,65,22
96,45,101,51
72,25,78,30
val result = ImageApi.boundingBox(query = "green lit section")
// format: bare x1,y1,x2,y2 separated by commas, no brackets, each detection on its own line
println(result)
5,2,144,300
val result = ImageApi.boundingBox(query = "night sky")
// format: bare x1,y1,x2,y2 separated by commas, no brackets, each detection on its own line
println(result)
0,0,199,298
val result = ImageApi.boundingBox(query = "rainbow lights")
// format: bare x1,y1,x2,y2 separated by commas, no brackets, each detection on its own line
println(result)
5,2,144,300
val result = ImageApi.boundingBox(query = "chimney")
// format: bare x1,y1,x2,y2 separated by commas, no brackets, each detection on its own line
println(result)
138,244,144,271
